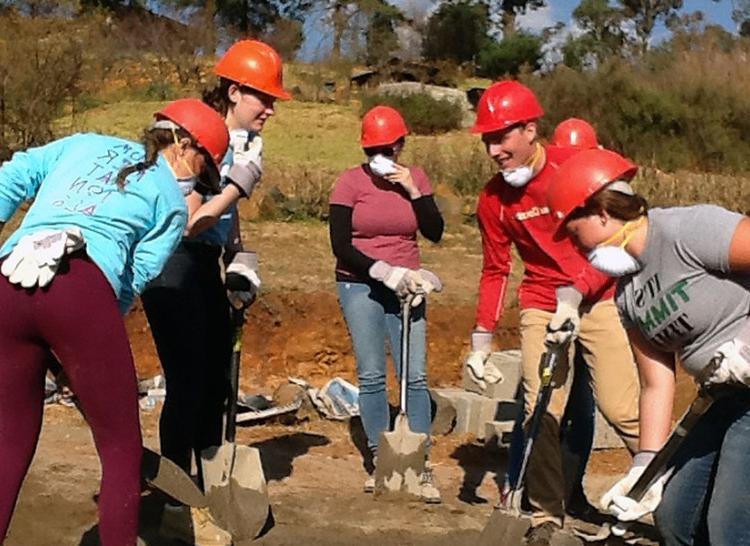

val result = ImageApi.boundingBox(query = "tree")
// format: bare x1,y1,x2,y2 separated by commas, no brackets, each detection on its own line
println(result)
422,1,490,64
483,0,546,38
363,1,403,64
561,0,626,69
261,17,304,60
477,31,543,77
617,0,683,55
731,0,750,36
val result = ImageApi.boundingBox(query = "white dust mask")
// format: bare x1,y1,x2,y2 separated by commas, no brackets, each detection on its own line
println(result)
368,154,397,177
502,165,535,187
501,142,543,188
587,217,645,277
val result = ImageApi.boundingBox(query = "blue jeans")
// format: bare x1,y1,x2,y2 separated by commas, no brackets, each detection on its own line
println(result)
655,390,750,545
336,280,431,454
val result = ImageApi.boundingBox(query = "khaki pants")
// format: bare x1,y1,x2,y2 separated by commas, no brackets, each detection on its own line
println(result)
520,299,640,526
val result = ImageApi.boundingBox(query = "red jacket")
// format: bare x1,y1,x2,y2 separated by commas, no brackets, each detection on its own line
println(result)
475,145,615,331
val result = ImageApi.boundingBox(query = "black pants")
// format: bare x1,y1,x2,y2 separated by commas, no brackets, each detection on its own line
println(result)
141,241,231,476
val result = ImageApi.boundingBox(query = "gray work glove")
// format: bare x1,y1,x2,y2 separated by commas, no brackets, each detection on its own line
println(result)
226,251,261,307
545,286,582,346
226,129,262,198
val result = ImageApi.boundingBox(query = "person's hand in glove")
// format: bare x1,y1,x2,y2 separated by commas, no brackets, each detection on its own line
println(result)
707,339,750,386
410,268,442,307
600,451,668,522
466,330,495,389
368,260,423,298
545,286,582,346
226,251,261,308
1,228,85,288
226,129,263,198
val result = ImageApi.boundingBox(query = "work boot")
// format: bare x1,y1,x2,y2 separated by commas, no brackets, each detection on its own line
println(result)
364,455,377,493
159,504,232,546
363,474,375,493
524,521,560,546
419,463,442,504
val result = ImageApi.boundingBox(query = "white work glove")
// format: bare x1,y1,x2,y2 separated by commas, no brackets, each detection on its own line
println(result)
1,228,85,288
226,130,263,198
225,251,261,307
466,331,502,389
410,268,443,307
545,286,582,346
707,340,750,386
600,451,667,523
368,261,439,307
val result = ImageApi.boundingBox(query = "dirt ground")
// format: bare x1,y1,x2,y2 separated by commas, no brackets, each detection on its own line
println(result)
5,222,693,545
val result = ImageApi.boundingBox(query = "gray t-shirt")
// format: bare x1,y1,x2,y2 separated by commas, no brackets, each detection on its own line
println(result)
616,205,750,376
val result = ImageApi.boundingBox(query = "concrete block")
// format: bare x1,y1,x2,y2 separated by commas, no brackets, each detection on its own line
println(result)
593,407,625,450
430,388,520,439
429,389,457,435
463,349,522,400
484,418,517,450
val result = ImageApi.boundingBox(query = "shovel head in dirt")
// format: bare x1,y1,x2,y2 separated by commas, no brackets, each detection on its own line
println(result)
478,510,531,546
201,442,270,541
373,295,429,497
201,296,271,541
374,414,428,496
142,447,207,508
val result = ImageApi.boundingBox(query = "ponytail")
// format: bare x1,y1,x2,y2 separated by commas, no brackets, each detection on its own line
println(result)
115,127,190,189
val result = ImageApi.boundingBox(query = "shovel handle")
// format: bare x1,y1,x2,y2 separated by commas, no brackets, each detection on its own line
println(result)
399,295,414,414
226,307,246,443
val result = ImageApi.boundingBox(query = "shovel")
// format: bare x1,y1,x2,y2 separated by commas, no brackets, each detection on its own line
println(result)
200,291,271,541
479,323,574,546
374,293,429,497
576,353,739,543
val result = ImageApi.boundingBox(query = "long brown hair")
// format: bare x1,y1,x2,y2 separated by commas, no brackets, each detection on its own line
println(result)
202,77,235,117
115,127,192,189
574,188,649,222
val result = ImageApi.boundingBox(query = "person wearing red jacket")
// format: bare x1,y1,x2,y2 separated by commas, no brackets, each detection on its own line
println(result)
466,81,640,545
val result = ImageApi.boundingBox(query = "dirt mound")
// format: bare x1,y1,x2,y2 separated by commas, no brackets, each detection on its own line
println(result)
125,291,521,392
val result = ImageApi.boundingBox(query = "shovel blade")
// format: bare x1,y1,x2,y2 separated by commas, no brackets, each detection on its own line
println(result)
201,444,270,541
478,510,531,546
373,414,428,497
141,447,207,507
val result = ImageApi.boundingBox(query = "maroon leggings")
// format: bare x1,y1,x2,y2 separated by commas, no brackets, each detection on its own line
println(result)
0,255,142,546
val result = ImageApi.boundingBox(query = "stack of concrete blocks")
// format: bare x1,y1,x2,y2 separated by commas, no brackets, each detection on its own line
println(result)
431,350,523,448
432,349,625,450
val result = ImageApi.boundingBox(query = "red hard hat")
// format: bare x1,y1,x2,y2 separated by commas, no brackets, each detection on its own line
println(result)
361,106,409,148
471,80,544,134
215,40,292,101
155,98,229,185
552,118,599,149
547,148,638,234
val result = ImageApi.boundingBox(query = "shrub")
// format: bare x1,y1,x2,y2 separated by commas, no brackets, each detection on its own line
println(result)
360,92,463,134
477,33,544,79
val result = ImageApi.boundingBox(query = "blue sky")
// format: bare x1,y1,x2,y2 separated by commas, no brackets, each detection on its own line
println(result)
300,0,737,61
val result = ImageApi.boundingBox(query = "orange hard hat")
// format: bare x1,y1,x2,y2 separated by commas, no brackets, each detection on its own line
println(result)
552,118,599,149
155,98,230,185
360,106,409,148
547,148,638,235
215,40,291,101
471,80,544,134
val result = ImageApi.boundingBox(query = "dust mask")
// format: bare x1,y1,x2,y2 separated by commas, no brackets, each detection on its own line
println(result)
587,217,645,277
502,143,543,188
368,154,397,177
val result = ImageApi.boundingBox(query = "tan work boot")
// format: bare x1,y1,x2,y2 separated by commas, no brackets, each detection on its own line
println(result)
159,504,232,545
419,462,442,504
